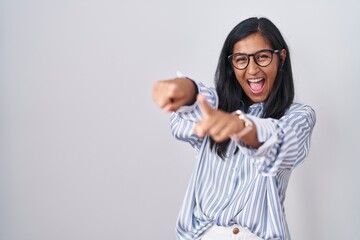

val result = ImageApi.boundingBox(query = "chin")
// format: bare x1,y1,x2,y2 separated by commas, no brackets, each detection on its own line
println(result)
249,95,267,103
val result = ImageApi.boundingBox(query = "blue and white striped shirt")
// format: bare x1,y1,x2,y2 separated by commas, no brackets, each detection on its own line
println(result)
170,82,316,240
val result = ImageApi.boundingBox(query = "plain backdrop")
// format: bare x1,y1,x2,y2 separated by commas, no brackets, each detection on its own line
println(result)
1,0,360,239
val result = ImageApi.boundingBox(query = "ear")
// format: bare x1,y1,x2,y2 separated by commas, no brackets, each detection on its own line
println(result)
280,49,287,64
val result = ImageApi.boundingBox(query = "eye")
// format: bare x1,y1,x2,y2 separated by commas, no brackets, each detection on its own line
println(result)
234,55,248,63
256,52,272,62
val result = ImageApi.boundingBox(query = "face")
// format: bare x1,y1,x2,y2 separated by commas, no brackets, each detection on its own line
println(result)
231,32,286,103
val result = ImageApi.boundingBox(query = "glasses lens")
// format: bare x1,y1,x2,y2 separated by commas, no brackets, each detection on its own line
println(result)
254,50,273,67
231,54,248,70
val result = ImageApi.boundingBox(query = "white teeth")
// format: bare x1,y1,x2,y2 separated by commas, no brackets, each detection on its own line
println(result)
248,78,263,83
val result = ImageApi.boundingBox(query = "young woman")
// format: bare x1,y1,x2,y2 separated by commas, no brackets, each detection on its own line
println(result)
152,17,316,240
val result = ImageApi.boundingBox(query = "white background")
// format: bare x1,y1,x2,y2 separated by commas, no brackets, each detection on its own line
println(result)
1,0,359,239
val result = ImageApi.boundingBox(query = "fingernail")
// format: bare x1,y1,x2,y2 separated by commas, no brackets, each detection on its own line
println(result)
163,106,171,112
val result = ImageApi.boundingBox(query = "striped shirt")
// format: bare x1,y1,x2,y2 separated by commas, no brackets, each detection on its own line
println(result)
170,82,316,240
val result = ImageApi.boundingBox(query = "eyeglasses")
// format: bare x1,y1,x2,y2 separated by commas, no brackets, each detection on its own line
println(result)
228,49,280,70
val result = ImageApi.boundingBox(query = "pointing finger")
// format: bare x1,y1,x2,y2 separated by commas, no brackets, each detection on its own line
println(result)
197,94,213,116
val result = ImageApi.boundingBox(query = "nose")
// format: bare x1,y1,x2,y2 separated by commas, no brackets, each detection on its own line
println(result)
247,56,259,75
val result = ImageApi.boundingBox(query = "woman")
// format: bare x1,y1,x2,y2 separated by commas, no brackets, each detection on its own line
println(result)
152,17,315,240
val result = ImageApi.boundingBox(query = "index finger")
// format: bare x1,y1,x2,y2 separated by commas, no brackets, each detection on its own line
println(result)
197,94,213,116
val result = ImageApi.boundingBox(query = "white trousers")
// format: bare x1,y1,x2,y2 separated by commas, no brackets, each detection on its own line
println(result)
200,225,264,240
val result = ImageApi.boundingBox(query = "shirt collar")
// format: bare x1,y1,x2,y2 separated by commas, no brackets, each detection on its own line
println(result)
248,102,264,115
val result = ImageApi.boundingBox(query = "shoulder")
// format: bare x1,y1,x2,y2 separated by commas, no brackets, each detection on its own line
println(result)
286,102,315,115
283,102,316,125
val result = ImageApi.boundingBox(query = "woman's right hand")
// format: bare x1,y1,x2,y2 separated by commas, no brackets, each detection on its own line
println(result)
152,77,198,112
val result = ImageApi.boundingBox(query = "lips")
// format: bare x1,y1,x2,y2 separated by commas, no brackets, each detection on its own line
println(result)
247,78,265,94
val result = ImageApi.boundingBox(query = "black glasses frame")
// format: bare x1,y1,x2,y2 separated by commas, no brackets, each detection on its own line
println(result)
228,49,280,70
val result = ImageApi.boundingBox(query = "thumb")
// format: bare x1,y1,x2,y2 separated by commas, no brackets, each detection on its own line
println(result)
197,94,213,116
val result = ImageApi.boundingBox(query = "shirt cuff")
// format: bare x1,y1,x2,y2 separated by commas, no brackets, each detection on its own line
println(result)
236,115,280,157
175,79,202,113
176,102,198,113
246,115,277,143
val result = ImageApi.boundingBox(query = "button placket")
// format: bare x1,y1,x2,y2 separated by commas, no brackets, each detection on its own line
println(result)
232,226,242,240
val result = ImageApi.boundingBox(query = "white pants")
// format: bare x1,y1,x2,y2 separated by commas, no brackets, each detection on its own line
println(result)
200,225,264,240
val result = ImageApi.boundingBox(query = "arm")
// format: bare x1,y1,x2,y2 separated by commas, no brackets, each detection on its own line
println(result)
152,77,217,150
237,104,316,175
193,98,316,175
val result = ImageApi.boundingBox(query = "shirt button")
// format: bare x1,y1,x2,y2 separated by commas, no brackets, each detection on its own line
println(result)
232,227,240,234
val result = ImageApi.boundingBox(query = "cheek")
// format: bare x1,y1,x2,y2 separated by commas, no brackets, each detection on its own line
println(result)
266,66,279,83
269,61,280,77
234,70,246,83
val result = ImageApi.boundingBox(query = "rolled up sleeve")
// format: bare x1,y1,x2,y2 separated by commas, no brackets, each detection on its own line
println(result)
236,104,316,176
170,81,218,151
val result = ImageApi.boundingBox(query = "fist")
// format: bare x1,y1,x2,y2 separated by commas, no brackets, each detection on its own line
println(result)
152,78,197,112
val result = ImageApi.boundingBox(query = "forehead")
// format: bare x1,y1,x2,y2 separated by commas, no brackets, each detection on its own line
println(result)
233,32,272,53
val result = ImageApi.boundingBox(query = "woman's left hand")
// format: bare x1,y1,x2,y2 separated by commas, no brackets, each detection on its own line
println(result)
194,94,244,142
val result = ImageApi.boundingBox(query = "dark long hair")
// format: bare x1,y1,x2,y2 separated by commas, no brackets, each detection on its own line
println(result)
212,17,294,157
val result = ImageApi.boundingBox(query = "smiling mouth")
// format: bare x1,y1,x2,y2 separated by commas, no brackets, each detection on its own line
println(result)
247,78,265,94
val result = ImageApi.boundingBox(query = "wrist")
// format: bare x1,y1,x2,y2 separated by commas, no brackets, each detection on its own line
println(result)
231,110,253,141
182,77,198,106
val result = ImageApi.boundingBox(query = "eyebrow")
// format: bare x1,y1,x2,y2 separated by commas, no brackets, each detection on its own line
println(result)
232,49,273,55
